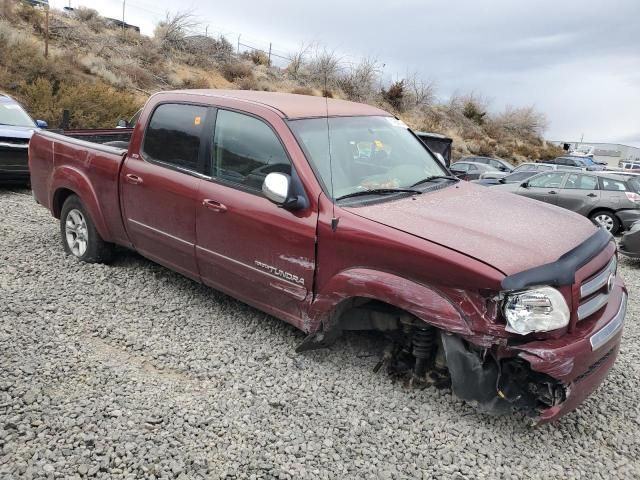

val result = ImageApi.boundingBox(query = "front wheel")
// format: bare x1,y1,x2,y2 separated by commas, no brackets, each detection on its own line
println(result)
589,211,620,235
60,195,114,263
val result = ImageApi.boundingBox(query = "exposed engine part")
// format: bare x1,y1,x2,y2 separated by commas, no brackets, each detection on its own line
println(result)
441,333,566,416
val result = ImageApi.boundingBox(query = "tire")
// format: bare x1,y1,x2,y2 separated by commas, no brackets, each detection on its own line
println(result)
589,210,620,235
60,195,114,263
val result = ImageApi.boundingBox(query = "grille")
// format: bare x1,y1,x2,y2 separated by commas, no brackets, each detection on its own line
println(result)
577,256,617,321
0,137,29,149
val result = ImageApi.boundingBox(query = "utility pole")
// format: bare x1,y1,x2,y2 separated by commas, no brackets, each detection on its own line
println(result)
237,34,241,54
205,25,208,37
44,5,49,58
121,0,126,36
268,42,272,66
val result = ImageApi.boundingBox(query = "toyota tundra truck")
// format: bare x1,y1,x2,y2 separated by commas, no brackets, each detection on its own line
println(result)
28,90,627,423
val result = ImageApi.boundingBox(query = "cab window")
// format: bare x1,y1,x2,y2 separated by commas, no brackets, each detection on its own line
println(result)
142,103,207,172
212,109,292,191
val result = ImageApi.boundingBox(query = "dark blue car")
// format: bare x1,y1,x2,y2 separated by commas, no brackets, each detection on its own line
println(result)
0,94,47,184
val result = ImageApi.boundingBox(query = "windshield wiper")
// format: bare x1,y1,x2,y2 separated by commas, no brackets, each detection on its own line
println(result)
410,175,460,188
336,188,422,201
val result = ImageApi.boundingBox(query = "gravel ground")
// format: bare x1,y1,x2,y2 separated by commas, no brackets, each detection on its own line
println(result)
1,187,640,480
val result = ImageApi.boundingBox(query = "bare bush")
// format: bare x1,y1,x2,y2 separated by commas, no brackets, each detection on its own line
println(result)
492,105,549,138
183,35,233,64
154,11,199,52
286,42,311,79
407,72,435,107
338,57,380,102
306,48,341,87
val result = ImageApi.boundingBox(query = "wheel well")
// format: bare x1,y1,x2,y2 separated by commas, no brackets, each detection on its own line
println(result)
52,188,76,219
334,297,417,332
588,207,617,219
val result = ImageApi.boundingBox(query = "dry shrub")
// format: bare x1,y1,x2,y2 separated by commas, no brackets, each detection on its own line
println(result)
18,78,140,128
15,3,43,31
0,0,16,21
291,86,319,96
181,75,210,89
241,49,270,66
73,7,106,33
79,54,130,89
381,80,406,112
235,76,273,91
221,61,253,82
338,57,379,102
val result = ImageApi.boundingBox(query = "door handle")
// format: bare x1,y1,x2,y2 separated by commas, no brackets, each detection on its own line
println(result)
125,173,143,185
587,193,597,198
202,199,227,213
548,190,557,194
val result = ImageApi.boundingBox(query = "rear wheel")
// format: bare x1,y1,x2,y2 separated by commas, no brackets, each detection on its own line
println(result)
589,210,620,235
60,195,114,263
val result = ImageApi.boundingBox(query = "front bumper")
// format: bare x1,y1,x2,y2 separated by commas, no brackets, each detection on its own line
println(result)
514,283,627,423
616,209,640,230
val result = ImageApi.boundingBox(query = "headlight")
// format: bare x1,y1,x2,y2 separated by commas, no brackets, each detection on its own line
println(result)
503,287,570,335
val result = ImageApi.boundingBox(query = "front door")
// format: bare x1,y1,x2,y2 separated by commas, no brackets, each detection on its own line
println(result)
120,103,210,281
520,171,567,205
195,108,316,326
555,173,600,215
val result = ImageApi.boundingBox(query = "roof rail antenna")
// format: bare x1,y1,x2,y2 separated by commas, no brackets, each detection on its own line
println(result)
324,73,339,231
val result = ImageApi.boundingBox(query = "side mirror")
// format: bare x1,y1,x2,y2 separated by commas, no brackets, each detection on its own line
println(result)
521,181,529,188
262,172,306,210
35,119,48,129
500,166,508,171
434,153,446,165
117,119,128,128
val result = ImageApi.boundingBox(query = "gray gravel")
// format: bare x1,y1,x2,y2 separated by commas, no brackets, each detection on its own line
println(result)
1,187,640,480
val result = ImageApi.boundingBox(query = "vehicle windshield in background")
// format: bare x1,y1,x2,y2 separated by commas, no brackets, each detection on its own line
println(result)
0,102,35,128
288,116,447,199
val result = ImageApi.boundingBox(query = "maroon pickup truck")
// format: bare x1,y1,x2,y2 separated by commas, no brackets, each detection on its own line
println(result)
29,90,627,423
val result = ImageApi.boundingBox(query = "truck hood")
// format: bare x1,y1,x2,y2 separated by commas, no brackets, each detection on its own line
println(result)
343,181,597,276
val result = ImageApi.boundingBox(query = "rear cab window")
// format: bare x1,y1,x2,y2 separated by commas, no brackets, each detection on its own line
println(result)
141,103,208,174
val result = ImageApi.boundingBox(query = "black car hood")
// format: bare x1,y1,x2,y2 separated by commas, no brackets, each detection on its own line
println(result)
0,125,36,140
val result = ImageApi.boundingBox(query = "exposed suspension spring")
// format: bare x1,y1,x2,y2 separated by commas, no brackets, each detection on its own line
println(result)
412,327,436,379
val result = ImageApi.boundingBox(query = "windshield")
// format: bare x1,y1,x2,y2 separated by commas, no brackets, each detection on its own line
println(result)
0,102,35,128
288,116,447,199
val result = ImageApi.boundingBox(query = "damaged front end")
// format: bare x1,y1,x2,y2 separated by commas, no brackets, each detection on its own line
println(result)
440,334,565,416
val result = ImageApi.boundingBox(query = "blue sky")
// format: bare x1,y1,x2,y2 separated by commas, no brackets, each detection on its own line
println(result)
58,0,640,147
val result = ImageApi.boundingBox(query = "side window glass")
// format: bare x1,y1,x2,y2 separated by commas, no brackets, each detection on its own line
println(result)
565,174,598,190
213,110,292,191
142,103,207,172
600,177,627,191
452,163,468,172
528,172,565,188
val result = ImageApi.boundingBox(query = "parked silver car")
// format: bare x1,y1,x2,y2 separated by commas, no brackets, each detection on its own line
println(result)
493,171,640,234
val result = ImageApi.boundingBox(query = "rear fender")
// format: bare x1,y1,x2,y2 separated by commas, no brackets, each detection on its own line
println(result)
308,268,473,336
51,166,112,242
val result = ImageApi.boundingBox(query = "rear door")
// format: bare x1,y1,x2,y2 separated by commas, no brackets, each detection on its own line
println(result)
195,108,317,326
555,173,600,214
120,103,211,281
520,171,567,205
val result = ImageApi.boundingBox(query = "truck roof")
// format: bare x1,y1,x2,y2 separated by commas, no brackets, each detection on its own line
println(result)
161,89,390,120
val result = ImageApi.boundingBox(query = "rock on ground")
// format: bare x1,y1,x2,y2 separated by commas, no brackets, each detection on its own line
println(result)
1,188,639,479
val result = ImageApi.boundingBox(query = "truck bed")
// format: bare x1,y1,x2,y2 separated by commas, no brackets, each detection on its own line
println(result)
29,129,131,247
